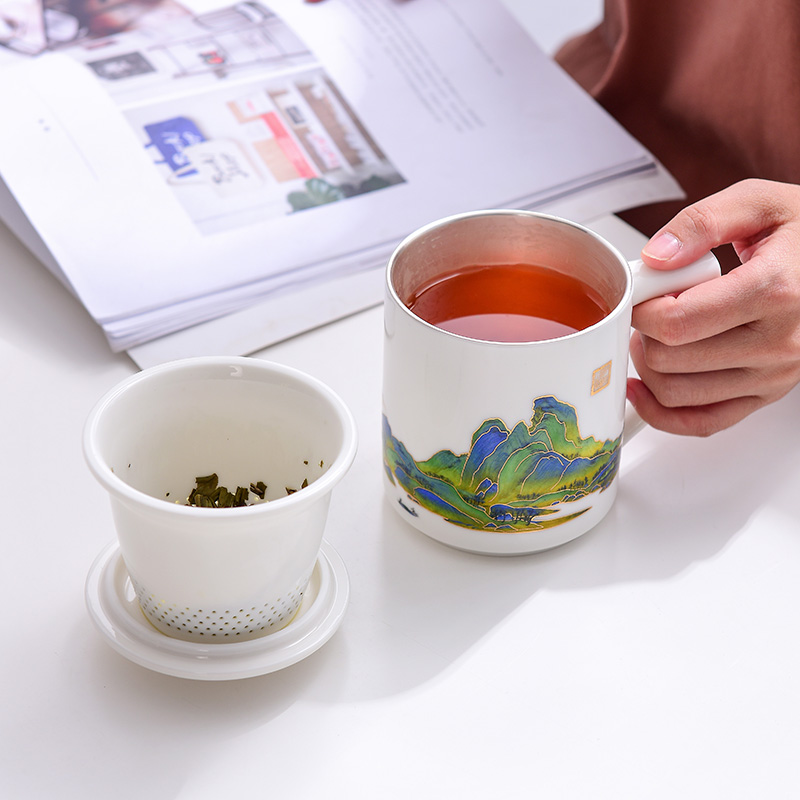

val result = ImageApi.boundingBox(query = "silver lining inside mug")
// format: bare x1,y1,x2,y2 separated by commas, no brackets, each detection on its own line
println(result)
389,211,629,318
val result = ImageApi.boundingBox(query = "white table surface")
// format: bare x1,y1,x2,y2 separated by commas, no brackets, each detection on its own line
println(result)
3,207,800,799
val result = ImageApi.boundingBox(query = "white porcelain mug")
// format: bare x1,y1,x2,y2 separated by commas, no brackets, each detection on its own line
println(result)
84,357,357,642
382,210,720,555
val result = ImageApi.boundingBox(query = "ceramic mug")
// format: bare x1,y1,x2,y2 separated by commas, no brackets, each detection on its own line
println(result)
382,210,720,555
84,357,357,642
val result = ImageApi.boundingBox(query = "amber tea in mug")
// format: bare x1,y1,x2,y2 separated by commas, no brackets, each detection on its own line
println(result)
405,263,612,342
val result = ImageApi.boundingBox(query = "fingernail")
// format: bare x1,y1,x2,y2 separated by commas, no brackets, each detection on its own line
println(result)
642,232,682,261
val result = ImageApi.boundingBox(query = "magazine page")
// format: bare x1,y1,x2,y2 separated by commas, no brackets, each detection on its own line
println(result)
0,0,681,352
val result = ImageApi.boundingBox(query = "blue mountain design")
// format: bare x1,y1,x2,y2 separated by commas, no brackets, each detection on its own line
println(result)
384,396,621,533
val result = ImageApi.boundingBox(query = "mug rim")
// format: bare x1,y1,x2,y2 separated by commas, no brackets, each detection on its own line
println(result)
83,356,358,517
386,208,634,347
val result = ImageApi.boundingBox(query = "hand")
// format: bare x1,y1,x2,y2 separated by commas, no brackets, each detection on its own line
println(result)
627,178,800,436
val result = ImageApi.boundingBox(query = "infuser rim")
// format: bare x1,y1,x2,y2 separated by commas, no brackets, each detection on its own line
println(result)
82,356,358,516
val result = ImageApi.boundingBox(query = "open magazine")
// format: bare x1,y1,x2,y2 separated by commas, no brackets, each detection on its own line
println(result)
0,0,682,365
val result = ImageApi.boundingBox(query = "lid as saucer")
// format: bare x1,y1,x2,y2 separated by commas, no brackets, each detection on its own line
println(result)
85,539,349,680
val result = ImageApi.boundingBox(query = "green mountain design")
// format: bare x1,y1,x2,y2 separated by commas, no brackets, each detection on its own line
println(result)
383,395,621,533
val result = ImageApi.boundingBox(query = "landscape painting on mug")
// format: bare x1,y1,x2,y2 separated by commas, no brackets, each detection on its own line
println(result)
383,396,621,532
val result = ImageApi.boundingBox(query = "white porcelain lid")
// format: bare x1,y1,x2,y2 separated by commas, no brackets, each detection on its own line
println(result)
85,539,349,680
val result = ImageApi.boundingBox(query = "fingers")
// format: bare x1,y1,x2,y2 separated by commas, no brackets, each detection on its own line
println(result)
628,179,800,436
631,265,761,344
630,331,794,402
628,332,800,436
641,178,800,270
633,230,800,345
634,325,765,374
626,378,766,438
633,270,800,367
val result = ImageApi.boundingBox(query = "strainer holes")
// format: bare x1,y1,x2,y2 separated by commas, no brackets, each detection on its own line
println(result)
132,572,310,642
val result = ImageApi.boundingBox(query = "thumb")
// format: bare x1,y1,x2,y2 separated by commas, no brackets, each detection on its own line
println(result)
640,179,789,270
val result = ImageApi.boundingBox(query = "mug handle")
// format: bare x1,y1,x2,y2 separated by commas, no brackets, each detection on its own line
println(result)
629,250,720,306
622,403,647,445
623,250,722,444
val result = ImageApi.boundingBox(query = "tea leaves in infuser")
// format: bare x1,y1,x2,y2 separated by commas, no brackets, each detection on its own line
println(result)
285,477,309,496
249,481,267,499
185,473,254,508
184,466,316,507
